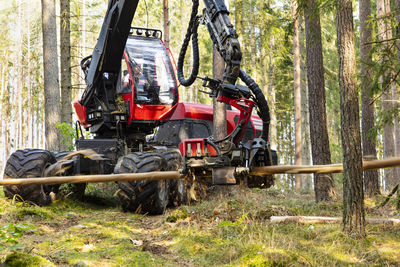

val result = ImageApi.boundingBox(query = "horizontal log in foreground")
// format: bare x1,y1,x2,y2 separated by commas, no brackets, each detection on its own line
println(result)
0,171,181,186
251,157,400,175
270,216,400,225
1,157,400,186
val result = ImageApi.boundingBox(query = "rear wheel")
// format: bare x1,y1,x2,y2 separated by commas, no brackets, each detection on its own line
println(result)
3,149,56,206
115,152,169,215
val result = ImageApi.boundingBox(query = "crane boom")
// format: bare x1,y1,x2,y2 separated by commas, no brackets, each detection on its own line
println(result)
80,0,139,107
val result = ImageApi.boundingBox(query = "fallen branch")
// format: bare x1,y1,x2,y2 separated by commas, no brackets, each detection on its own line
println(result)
270,216,400,225
379,183,400,208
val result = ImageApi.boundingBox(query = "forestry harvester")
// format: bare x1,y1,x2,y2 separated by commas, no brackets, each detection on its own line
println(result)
3,0,277,214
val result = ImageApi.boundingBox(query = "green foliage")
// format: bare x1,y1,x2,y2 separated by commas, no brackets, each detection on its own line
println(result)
55,122,76,151
0,223,34,251
166,208,189,223
217,212,248,228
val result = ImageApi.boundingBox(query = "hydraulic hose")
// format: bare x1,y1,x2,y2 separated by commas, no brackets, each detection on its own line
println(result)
239,69,270,141
177,0,200,86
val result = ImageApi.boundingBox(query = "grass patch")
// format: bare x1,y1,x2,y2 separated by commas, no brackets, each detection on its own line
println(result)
0,185,399,265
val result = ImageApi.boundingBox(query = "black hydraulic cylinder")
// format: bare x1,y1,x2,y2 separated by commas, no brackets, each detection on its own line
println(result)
81,0,139,106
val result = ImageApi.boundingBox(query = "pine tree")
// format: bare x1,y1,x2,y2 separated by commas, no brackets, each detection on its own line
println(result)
337,0,365,237
60,0,72,127
292,0,302,190
360,0,379,197
41,0,61,151
304,0,336,201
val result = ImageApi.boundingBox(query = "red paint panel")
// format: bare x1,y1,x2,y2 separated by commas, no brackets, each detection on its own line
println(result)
179,138,218,157
73,101,90,128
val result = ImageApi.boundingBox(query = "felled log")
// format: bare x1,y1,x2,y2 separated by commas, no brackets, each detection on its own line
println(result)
0,171,181,186
252,157,400,175
270,216,400,225
2,157,400,186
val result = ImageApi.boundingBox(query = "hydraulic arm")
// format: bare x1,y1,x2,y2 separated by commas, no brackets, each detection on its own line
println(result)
80,0,139,107
177,0,270,140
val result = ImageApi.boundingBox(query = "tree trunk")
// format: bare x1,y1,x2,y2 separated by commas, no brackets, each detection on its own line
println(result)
250,1,257,78
293,0,302,190
268,38,277,151
396,0,400,69
337,0,365,237
60,0,72,128
377,0,397,190
17,2,23,149
304,0,336,202
300,14,312,192
388,0,400,191
0,60,5,170
41,0,61,151
360,0,380,197
163,0,170,49
213,47,227,140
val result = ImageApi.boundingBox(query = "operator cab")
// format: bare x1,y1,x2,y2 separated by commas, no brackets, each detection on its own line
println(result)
74,28,179,140
118,29,178,124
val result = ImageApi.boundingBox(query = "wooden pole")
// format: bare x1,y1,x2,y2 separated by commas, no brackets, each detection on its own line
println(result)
0,171,181,186
2,157,400,187
252,157,400,175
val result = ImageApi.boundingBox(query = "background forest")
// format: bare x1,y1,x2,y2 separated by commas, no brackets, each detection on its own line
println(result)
0,0,399,194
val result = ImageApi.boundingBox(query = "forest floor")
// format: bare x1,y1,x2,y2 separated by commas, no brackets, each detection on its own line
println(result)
0,183,399,266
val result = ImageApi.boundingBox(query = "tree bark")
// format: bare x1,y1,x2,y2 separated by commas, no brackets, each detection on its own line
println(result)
250,1,257,78
337,0,365,237
360,0,380,197
293,0,302,190
60,0,72,128
268,38,277,150
41,0,61,151
17,2,23,149
377,0,397,190
299,14,312,192
396,0,400,69
304,0,336,202
163,0,170,49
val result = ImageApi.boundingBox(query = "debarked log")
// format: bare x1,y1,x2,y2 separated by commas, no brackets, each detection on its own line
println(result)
269,216,400,225
2,157,400,186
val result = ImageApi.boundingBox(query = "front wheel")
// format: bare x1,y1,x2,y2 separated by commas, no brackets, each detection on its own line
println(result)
3,149,56,205
160,149,189,207
115,152,169,215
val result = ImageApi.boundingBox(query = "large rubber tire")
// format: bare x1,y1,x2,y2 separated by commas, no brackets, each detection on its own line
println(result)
52,151,86,199
115,152,169,215
3,149,56,206
161,149,188,207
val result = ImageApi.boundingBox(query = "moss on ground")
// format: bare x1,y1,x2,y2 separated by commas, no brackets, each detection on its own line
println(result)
0,185,399,266
4,251,55,267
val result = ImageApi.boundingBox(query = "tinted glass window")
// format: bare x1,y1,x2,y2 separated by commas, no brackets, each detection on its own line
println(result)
118,57,132,94
125,36,177,105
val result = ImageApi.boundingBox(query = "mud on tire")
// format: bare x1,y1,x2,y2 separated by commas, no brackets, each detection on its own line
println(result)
3,149,56,206
115,152,169,215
